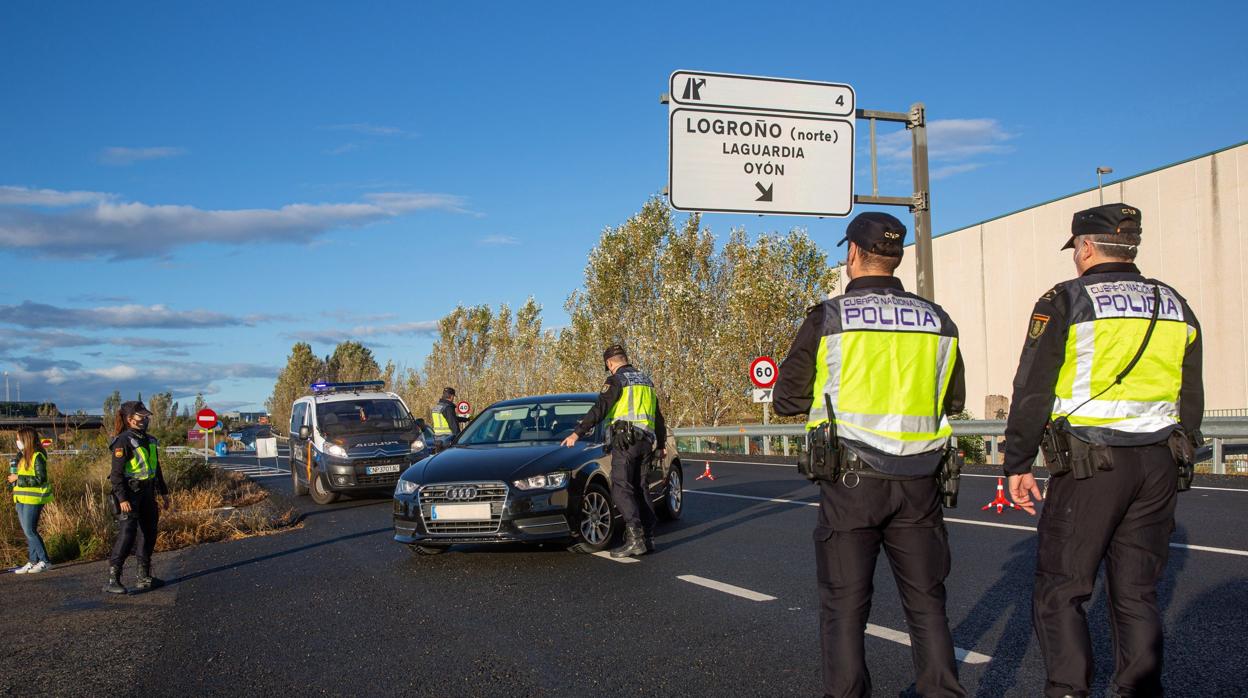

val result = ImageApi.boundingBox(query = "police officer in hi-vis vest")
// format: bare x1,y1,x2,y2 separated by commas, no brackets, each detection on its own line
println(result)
562,345,667,558
104,401,171,594
430,387,466,438
1004,204,1204,698
774,212,967,698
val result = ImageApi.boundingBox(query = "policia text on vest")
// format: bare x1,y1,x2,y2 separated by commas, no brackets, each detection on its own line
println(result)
1003,203,1204,698
773,211,969,698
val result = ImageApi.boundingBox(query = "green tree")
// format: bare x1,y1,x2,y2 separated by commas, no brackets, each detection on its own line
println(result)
266,342,326,434
102,390,122,426
325,341,381,383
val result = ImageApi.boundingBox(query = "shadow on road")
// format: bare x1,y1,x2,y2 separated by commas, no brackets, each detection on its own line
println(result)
163,526,391,587
660,480,816,551
950,536,1037,697
294,498,389,523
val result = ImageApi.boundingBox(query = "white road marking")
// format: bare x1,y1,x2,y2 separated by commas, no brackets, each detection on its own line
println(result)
865,624,992,665
592,551,639,564
684,490,1248,557
677,574,776,601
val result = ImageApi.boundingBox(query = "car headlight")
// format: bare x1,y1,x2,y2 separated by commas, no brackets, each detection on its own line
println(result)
395,480,419,496
410,439,426,452
325,443,348,458
512,471,569,491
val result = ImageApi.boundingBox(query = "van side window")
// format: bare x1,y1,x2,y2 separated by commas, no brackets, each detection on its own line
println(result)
291,403,308,435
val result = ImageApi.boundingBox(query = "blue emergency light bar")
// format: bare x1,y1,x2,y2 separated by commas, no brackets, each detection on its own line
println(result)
310,380,387,393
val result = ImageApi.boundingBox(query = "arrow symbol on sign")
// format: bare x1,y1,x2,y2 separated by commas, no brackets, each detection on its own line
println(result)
755,182,773,202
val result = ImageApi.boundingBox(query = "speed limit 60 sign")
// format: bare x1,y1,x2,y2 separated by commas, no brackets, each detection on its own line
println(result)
749,356,777,388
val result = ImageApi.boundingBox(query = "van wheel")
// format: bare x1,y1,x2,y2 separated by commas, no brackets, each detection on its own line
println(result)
291,462,308,496
309,471,340,505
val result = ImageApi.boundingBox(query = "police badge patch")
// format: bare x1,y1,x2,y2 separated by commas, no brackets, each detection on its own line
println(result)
114,448,125,458
1028,314,1050,339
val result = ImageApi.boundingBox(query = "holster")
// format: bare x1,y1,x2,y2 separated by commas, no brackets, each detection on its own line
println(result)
1040,423,1072,476
1167,428,1197,492
797,425,839,483
610,422,641,451
939,446,961,508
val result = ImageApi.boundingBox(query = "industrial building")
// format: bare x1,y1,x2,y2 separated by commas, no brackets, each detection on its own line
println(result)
834,140,1247,419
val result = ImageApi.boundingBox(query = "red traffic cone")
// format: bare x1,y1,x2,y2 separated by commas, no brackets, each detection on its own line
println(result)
696,461,716,481
981,476,1021,514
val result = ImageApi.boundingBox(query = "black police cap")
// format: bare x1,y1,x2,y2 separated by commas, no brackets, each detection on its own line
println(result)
1062,203,1142,250
443,387,456,396
837,212,906,257
603,344,628,362
119,400,152,417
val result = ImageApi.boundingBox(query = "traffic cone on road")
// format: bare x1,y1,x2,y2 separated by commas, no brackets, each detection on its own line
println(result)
982,476,1021,514
696,461,716,481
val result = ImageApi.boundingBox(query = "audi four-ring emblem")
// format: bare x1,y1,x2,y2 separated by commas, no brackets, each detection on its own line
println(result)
445,487,479,500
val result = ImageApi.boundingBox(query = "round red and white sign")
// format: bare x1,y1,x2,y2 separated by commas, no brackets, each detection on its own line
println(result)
455,401,471,416
749,356,778,388
196,408,218,430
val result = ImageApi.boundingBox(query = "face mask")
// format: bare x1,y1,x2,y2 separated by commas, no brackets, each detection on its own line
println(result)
15,440,24,451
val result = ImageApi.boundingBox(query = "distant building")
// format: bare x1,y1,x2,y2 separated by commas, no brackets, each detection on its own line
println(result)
225,411,270,424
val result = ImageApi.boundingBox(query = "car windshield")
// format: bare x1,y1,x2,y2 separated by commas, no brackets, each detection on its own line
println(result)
457,401,597,445
315,399,415,437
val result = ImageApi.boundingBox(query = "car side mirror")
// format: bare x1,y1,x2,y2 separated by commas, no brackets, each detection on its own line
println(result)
298,425,311,440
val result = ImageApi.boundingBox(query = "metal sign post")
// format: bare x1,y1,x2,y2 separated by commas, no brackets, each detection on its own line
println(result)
854,103,934,300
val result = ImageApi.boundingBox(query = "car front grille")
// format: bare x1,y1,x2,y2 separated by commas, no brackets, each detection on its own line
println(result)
357,473,401,487
419,481,508,535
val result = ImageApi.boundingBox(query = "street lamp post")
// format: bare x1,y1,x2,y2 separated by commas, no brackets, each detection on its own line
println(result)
1096,166,1114,205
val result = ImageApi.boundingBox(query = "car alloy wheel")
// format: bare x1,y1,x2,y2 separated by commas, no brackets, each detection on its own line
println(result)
667,469,682,513
580,489,612,546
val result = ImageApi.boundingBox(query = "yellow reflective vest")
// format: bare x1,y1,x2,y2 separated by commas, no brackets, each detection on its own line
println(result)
13,451,53,505
1050,276,1197,442
807,288,960,476
430,401,453,436
607,368,658,435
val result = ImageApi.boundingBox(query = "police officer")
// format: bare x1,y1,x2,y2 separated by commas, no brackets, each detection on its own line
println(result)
774,212,967,698
104,401,170,594
430,387,467,438
1004,204,1203,698
561,345,667,558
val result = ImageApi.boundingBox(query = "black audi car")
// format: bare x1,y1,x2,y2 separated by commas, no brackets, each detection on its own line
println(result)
393,393,684,555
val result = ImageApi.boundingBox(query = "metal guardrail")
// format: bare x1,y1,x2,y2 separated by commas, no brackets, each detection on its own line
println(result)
673,417,1248,475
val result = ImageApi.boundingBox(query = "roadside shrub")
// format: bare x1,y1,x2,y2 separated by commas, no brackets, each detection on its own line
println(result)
1,449,293,568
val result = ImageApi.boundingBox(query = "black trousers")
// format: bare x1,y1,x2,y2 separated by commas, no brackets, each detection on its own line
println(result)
109,484,160,569
609,436,656,532
814,475,964,698
1034,443,1177,698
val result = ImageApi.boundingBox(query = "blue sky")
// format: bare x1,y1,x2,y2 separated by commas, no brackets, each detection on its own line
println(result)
1,1,1244,413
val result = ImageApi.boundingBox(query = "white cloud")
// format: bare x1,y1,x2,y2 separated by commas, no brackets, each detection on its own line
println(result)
0,188,470,258
0,185,114,207
0,301,249,329
325,143,360,156
285,320,439,345
100,146,187,165
931,163,986,180
325,123,408,137
478,234,520,247
9,358,278,412
876,118,1015,161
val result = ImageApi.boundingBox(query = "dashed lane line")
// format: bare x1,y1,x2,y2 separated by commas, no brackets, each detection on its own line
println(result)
677,574,777,601
865,624,992,665
684,489,1248,557
696,459,1247,493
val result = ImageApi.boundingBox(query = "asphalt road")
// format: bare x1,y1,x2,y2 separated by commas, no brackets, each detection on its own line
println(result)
3,450,1246,697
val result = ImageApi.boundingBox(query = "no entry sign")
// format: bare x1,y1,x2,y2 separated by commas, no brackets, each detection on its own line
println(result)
456,401,471,417
750,356,778,388
196,408,218,430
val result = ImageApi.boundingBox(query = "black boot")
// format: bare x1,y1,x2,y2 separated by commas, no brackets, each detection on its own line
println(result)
611,524,647,558
644,530,656,554
135,562,162,591
103,566,127,594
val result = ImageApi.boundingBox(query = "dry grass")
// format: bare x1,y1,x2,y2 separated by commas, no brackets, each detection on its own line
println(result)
1,449,295,567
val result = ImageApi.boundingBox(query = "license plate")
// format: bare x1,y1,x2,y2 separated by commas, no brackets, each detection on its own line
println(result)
431,503,492,521
366,464,401,475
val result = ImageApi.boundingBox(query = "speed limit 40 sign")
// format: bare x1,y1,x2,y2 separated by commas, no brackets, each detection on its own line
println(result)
749,356,777,388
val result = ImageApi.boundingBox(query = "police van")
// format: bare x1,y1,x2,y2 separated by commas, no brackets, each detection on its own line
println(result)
288,381,435,505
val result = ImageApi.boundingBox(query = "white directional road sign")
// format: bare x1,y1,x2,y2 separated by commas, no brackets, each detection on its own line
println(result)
670,70,854,117
668,71,855,217
256,437,278,459
752,389,774,403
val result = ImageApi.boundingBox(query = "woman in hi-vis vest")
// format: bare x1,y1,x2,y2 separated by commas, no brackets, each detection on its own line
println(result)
8,425,53,574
